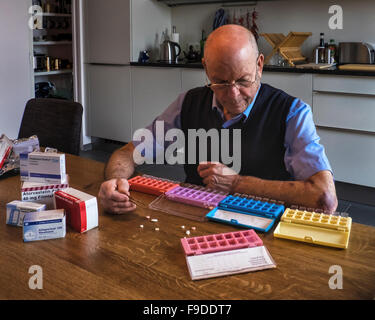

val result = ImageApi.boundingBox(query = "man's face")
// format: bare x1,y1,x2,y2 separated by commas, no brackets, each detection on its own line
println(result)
204,52,263,118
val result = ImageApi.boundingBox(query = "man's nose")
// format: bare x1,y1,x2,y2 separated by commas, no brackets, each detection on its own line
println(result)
226,83,241,97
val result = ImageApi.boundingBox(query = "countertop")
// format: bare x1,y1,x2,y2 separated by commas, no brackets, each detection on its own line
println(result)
130,61,375,77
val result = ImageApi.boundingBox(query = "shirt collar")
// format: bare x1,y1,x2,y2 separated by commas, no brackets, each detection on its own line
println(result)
212,83,262,121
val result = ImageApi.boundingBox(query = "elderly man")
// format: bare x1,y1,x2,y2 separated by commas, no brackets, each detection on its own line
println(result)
98,25,338,215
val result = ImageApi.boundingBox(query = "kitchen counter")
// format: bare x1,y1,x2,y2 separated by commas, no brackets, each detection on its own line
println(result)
130,61,375,77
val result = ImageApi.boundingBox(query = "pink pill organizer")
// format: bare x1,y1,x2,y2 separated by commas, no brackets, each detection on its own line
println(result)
181,230,276,280
165,183,228,209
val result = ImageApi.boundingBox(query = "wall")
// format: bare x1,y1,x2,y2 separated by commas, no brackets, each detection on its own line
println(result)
0,0,33,139
171,0,375,60
131,0,172,62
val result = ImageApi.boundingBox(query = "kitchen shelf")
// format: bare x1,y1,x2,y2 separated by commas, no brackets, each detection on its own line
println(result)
34,69,73,77
35,13,72,17
33,41,72,46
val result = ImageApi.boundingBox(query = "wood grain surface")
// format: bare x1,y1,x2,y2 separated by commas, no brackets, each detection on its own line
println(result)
0,154,374,300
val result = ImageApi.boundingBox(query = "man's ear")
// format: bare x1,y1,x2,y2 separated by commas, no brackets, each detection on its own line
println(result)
202,58,209,77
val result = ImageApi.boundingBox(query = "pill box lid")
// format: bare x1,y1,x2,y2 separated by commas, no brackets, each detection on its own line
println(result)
24,209,65,223
218,195,285,219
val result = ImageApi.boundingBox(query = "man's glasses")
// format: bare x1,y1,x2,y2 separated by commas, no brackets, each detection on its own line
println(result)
205,58,260,91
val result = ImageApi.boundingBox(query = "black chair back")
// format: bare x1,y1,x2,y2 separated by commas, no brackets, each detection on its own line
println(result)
18,98,83,155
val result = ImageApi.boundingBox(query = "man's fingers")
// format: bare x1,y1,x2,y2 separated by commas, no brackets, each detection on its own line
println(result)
110,203,137,215
109,190,129,202
117,179,130,196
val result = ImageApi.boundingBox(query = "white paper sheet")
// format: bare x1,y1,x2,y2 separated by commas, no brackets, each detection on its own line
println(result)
186,245,276,280
214,209,273,230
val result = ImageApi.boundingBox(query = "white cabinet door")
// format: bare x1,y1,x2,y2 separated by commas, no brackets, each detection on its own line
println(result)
87,65,132,142
84,0,131,64
131,67,182,133
181,69,206,92
261,72,313,108
317,128,375,188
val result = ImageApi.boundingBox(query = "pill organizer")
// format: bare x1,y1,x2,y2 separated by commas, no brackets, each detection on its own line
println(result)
273,208,352,249
181,229,263,256
206,194,285,232
165,183,228,209
128,174,179,196
181,230,276,280
149,194,209,222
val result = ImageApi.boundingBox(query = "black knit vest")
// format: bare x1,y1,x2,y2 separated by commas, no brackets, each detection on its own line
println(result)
180,83,294,185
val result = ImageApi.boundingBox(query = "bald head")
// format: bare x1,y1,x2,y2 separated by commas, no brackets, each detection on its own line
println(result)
203,25,259,67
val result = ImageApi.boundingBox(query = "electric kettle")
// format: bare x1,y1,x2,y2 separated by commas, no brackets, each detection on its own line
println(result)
160,40,181,63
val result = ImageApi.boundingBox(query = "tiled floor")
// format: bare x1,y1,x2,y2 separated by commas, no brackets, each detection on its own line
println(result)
80,139,375,226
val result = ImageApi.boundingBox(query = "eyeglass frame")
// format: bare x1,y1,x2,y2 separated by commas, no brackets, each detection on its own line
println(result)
205,55,261,91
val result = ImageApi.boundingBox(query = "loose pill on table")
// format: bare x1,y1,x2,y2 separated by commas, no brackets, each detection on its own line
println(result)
155,228,160,231
140,225,144,228
146,216,150,219
151,219,158,223
181,225,185,229
191,227,196,231
186,230,190,235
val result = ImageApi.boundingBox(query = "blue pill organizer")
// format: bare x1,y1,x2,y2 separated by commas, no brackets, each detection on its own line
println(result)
206,195,285,232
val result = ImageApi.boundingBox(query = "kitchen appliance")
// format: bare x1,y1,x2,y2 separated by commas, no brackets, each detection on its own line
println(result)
159,40,181,63
339,42,375,64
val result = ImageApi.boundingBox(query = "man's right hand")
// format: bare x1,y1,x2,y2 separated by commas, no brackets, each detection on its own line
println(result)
98,178,136,214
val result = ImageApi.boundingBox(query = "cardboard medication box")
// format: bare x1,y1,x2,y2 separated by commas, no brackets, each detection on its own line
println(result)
6,200,46,227
23,209,66,242
54,188,98,233
20,151,66,183
21,176,69,209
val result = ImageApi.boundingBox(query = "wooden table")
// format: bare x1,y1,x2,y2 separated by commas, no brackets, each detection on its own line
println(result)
0,154,374,300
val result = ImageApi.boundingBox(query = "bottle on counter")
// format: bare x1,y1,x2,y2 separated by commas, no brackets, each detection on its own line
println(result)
314,32,326,63
328,39,338,64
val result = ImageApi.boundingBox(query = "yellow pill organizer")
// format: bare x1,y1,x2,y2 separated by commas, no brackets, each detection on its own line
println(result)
273,208,352,249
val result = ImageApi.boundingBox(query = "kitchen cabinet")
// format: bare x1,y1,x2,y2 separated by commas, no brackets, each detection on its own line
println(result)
84,0,131,64
181,69,206,92
131,67,182,133
261,72,313,107
317,128,375,188
87,64,132,142
313,74,375,187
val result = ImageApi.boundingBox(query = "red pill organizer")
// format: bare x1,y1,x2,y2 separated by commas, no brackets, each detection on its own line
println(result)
128,174,179,196
181,230,276,280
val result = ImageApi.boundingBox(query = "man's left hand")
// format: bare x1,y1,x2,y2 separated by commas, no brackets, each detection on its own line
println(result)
197,161,240,193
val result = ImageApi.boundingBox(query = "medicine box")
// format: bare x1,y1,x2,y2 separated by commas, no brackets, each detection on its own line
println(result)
273,208,352,249
20,151,66,183
206,195,285,232
21,176,69,209
0,134,12,170
6,200,46,227
165,184,228,209
23,209,66,242
128,174,179,196
54,187,98,233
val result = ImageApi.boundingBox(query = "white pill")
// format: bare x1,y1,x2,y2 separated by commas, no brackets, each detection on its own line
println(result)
151,219,158,222
155,228,160,231
186,230,190,235
181,225,185,229
191,227,196,231
146,216,150,219
140,225,144,228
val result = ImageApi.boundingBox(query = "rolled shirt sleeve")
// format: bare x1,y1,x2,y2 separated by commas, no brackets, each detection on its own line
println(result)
132,92,186,161
284,98,333,180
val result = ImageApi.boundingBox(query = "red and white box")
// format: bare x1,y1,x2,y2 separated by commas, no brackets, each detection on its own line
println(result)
21,175,69,209
54,187,98,233
0,134,12,170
